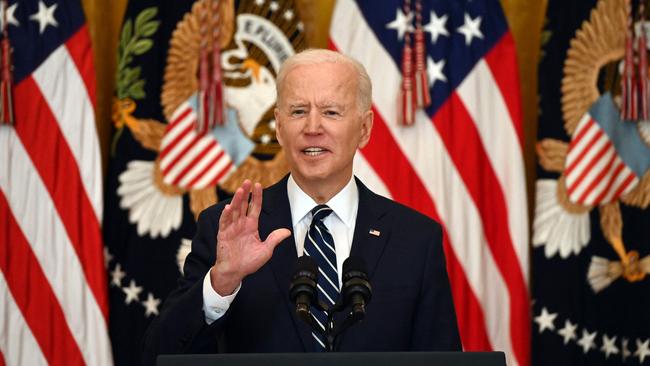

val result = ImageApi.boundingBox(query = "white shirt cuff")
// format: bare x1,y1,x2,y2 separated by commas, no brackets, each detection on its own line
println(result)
202,268,241,325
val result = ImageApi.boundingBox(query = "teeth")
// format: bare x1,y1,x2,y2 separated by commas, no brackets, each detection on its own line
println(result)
303,147,326,156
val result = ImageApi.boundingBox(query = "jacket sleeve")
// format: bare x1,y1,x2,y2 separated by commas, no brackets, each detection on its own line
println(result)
410,222,462,351
141,203,229,366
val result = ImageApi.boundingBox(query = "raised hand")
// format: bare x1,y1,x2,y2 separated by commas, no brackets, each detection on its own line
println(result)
209,180,291,295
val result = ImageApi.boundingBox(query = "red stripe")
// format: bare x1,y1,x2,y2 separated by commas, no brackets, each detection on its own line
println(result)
360,105,493,351
160,116,194,159
14,77,108,319
0,192,85,365
565,128,604,176
433,93,529,366
0,351,5,366
172,140,218,185
188,149,226,187
576,149,617,203
208,161,234,186
65,25,96,108
568,118,593,149
610,170,637,201
168,107,193,131
162,134,202,176
593,162,627,204
483,32,524,148
566,140,613,195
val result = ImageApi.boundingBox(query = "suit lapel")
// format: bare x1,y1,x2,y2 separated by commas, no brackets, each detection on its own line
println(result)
349,177,390,280
259,176,312,351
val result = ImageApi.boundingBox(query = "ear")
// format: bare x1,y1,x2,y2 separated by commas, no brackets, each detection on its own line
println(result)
274,107,284,147
357,109,374,149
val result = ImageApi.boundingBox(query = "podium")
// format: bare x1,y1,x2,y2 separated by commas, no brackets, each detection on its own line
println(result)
158,352,506,366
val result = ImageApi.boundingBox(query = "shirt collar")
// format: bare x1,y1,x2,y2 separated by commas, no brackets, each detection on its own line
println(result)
287,174,359,228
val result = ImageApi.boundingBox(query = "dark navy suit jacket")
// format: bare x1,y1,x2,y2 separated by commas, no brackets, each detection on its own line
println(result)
142,176,461,365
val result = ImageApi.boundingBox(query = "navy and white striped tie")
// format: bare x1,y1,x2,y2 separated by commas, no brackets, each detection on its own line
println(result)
303,204,338,351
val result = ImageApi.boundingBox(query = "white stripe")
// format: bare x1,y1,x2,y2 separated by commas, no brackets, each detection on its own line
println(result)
308,233,338,273
565,121,600,175
566,132,609,188
600,161,631,203
602,169,638,203
353,153,392,198
193,155,233,188
0,272,48,366
164,137,213,183
178,144,224,187
161,107,195,147
568,146,615,203
582,151,620,205
0,128,113,366
572,112,592,139
32,45,103,221
318,267,340,294
317,284,336,305
313,333,326,348
160,129,197,170
332,1,518,364
456,60,529,276
314,225,336,254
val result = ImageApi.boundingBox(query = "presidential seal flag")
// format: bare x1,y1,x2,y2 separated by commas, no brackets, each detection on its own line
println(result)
104,0,305,364
0,0,113,364
534,0,650,364
330,1,530,365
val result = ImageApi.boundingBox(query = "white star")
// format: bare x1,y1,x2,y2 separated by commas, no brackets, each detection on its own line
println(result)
457,13,483,46
0,2,19,28
142,293,161,317
29,1,58,34
110,263,126,287
103,247,113,268
283,9,294,21
577,329,597,354
423,11,448,43
600,334,619,358
386,8,414,41
254,0,264,6
427,57,446,88
269,1,279,12
122,279,142,305
622,338,632,361
534,307,557,334
635,339,650,363
557,319,578,344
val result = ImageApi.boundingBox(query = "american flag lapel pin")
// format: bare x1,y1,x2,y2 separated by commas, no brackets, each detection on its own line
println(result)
369,229,381,237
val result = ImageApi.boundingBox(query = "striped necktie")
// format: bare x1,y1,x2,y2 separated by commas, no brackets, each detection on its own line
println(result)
303,204,338,351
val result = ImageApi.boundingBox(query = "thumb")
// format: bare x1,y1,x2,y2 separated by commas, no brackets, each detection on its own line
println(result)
264,228,292,249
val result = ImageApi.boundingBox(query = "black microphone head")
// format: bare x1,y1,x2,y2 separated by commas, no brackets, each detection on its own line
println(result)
342,256,368,281
293,255,318,280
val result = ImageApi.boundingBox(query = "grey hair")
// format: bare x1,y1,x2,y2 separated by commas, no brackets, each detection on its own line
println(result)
275,48,373,111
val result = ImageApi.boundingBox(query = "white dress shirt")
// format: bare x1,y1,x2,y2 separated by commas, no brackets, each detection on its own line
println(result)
202,175,359,324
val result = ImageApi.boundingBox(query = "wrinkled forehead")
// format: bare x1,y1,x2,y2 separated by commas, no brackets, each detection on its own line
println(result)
278,62,359,106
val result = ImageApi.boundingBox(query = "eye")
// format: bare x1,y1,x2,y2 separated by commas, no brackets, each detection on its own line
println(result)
290,109,306,117
324,110,341,117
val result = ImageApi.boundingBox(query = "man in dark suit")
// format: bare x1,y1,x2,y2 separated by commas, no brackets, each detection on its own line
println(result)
142,49,461,365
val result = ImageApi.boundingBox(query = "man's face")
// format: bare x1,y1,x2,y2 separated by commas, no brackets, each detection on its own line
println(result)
274,62,373,190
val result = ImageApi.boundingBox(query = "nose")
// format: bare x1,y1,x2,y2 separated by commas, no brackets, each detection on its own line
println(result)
304,109,322,135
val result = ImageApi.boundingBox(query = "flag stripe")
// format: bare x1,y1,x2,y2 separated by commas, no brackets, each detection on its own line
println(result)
160,120,196,169
565,124,604,177
0,128,113,366
579,149,618,204
433,94,528,365
0,272,48,366
456,57,529,277
65,26,97,108
187,148,227,187
567,139,612,195
32,45,103,221
175,140,219,186
0,192,86,365
594,161,627,203
162,134,202,176
13,78,109,318
165,137,213,183
206,161,235,187
483,32,524,147
161,107,193,148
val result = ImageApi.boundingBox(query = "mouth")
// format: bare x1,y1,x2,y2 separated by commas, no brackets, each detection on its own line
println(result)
302,147,329,157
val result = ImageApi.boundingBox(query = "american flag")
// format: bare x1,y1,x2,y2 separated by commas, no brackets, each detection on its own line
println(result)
329,1,530,365
0,0,112,365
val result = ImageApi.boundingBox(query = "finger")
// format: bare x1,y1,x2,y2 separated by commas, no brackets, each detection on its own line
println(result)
240,179,252,216
264,228,292,250
249,182,263,221
218,204,232,232
230,187,243,221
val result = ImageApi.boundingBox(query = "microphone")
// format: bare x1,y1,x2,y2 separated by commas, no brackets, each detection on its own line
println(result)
289,255,318,323
341,256,372,320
